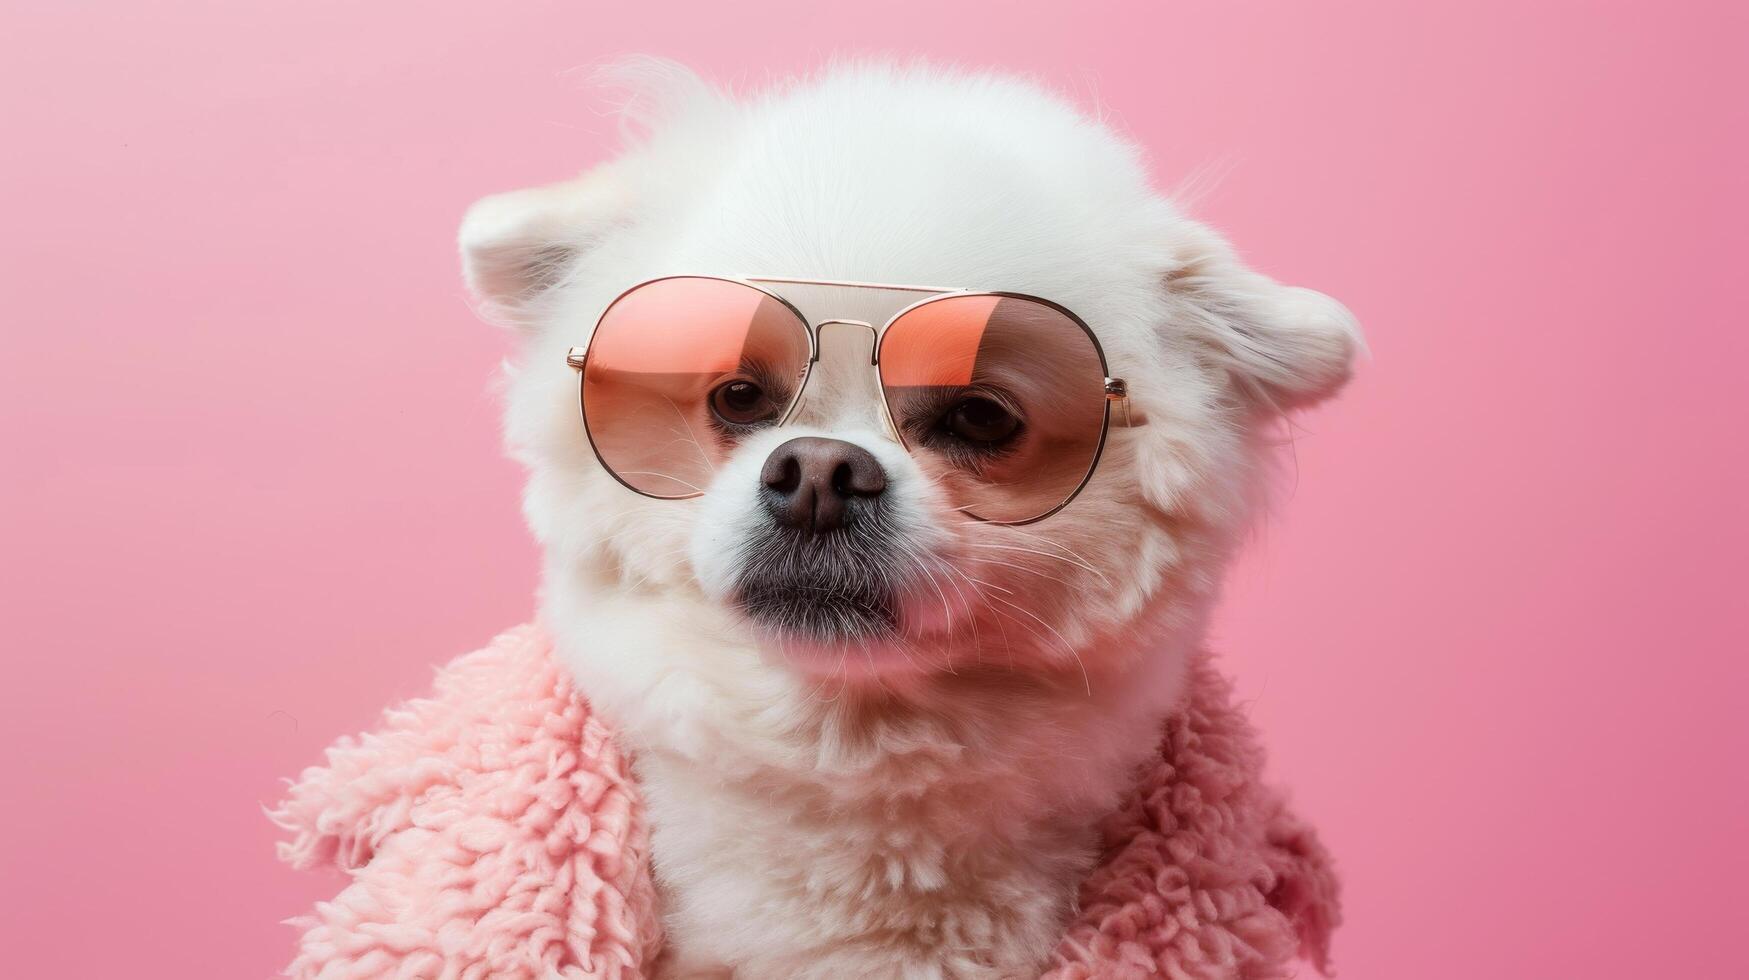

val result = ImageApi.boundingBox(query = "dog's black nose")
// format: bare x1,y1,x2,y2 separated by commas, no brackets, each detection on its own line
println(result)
760,437,887,534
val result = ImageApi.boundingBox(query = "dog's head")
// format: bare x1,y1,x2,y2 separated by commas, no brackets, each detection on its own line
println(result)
462,62,1358,684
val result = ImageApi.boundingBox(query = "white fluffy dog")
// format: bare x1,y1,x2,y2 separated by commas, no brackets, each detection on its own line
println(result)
460,60,1358,979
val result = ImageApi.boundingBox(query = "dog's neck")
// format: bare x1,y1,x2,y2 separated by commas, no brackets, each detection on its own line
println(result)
544,576,1199,974
544,574,1194,784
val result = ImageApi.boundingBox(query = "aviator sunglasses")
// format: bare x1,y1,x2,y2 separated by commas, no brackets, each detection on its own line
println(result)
566,276,1143,525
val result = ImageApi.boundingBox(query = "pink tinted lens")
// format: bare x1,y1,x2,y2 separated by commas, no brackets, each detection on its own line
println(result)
580,277,810,497
879,294,1109,523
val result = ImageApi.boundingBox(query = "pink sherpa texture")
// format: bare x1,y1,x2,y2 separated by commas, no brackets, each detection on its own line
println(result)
273,626,1339,979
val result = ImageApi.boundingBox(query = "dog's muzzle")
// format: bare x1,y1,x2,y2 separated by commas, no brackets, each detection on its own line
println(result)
736,437,901,641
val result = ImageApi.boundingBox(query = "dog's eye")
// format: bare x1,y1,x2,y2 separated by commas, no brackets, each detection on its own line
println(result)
709,379,779,427
943,397,1021,445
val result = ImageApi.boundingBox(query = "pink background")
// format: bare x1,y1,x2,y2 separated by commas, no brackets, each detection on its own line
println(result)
4,1,1744,976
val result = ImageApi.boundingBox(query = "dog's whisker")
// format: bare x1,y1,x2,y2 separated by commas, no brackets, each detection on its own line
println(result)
615,470,708,494
952,523,1110,583
962,575,1014,598
931,557,987,660
963,554,1069,589
657,394,713,468
962,542,1106,582
894,542,991,671
986,593,1092,696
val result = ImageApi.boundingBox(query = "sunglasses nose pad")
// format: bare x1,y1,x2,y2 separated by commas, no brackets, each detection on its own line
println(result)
814,319,878,361
786,320,893,435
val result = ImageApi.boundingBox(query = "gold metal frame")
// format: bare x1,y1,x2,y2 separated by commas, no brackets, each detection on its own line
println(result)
565,275,1143,525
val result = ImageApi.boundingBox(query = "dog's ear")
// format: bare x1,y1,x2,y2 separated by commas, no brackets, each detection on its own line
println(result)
1165,223,1362,413
459,163,632,327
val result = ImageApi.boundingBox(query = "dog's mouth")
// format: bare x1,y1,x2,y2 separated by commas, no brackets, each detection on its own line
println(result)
732,528,902,645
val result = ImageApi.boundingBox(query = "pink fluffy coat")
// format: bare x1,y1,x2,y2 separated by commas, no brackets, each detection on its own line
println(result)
273,626,1339,978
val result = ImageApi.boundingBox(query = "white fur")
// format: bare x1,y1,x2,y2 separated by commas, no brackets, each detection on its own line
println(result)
461,59,1358,979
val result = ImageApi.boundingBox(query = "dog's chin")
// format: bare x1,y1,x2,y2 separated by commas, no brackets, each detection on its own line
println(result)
731,565,971,678
736,581,897,641
723,518,932,673
733,581,914,674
